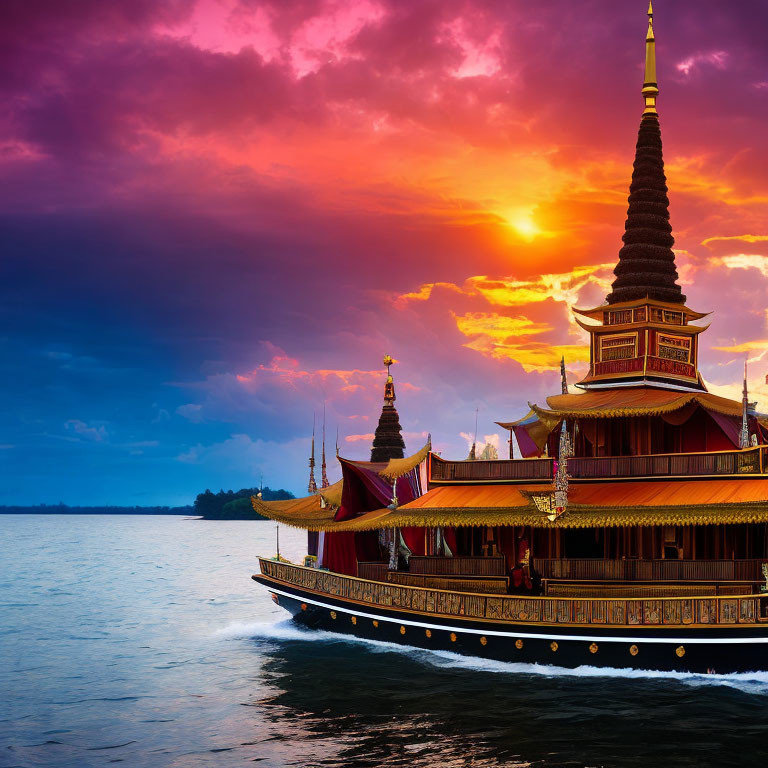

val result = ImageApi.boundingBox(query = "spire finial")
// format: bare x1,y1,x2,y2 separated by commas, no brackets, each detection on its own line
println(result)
307,413,317,493
468,407,478,461
383,354,396,405
560,356,569,395
643,1,658,114
740,359,751,449
321,404,329,488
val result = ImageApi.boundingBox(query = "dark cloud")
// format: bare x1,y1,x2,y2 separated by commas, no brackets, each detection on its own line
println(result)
3,0,768,502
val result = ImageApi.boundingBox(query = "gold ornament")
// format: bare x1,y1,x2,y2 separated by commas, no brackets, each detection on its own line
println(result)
550,641,559,652
450,632,457,643
350,616,357,625
589,643,598,654
300,603,307,611
330,611,336,620
676,645,686,658
629,644,639,656
372,620,379,628
399,625,406,635
515,638,524,650
425,629,432,638
480,636,487,646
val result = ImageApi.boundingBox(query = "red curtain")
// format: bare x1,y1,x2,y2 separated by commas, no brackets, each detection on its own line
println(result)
444,527,458,556
323,532,358,576
497,526,518,570
401,527,427,556
354,531,381,563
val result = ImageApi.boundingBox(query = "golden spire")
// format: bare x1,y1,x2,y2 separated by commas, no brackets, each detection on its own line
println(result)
382,354,396,405
642,1,658,115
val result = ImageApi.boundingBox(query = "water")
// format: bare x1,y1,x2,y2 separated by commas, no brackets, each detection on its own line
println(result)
2,516,768,767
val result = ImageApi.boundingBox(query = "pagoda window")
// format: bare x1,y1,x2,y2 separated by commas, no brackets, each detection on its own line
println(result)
604,309,633,325
656,333,690,363
650,307,683,325
599,334,637,362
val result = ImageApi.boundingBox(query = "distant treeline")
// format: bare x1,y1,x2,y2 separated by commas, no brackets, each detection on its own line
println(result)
193,487,295,520
0,504,193,515
1,487,296,519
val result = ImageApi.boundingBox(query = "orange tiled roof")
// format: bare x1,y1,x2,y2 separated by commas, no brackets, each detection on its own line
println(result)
539,388,742,419
253,478,768,530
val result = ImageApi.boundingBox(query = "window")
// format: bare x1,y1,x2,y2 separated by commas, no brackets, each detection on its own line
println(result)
605,310,633,325
600,334,637,361
650,307,683,325
657,334,690,362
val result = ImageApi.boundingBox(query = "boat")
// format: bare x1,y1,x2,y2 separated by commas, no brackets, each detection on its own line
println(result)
251,5,768,674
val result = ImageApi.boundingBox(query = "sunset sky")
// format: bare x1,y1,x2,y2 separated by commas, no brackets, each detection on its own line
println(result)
3,0,768,505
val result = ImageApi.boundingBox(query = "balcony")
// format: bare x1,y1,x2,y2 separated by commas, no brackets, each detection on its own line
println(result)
429,446,768,484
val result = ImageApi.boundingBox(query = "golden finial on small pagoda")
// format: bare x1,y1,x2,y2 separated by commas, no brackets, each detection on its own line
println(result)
642,1,658,114
383,354,396,405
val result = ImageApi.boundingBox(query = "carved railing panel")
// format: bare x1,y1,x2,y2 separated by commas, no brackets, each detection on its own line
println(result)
536,558,765,582
259,560,768,627
408,555,506,576
430,458,553,482
430,447,767,483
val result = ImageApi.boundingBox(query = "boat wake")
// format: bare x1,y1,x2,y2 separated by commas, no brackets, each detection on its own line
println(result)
215,619,768,695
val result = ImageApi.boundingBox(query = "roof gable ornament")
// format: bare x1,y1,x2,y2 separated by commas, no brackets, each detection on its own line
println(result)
529,419,571,522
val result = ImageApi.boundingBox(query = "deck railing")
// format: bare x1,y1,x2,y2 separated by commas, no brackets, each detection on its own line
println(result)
429,446,767,483
430,456,553,482
357,562,389,581
408,555,507,577
259,559,768,628
536,558,766,582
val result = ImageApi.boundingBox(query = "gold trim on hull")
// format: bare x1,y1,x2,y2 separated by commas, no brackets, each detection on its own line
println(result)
258,559,768,630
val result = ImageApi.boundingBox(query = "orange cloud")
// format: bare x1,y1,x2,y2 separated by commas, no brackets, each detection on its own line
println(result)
702,235,768,247
454,310,589,372
345,433,375,442
398,264,612,310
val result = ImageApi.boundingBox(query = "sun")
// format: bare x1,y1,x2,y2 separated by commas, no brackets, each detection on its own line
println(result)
500,208,543,242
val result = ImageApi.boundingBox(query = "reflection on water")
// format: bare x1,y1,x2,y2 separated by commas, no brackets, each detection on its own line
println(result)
2,515,768,768
236,621,768,768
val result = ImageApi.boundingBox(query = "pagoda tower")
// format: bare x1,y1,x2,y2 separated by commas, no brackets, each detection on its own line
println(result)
370,355,406,462
573,2,708,393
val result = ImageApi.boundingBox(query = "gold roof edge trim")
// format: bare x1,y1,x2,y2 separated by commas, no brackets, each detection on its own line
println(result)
379,441,431,481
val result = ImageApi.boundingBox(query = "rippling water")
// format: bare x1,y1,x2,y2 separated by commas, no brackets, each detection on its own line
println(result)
3,515,768,767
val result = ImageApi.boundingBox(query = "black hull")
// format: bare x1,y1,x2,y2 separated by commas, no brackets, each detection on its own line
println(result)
254,574,768,675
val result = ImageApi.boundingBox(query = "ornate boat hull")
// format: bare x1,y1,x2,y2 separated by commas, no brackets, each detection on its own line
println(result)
254,559,768,674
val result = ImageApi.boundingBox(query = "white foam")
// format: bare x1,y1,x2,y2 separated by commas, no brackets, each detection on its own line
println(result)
215,619,768,694
214,620,314,641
